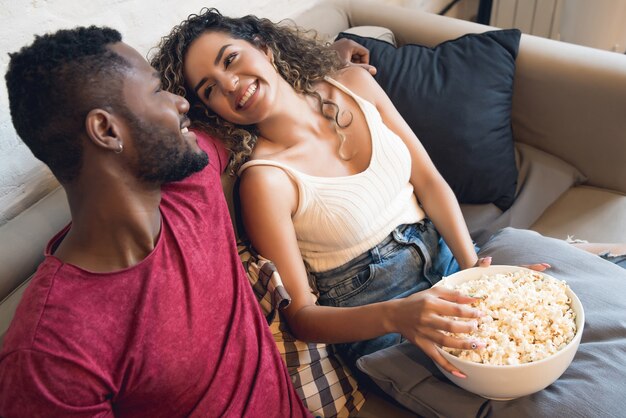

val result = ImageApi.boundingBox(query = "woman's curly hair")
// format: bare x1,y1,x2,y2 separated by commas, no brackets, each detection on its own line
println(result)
150,8,348,175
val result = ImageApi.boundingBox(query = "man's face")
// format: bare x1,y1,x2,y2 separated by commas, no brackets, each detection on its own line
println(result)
111,42,208,184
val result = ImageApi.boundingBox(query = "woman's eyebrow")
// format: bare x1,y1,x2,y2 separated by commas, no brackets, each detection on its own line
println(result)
193,77,208,95
192,44,233,95
214,44,232,65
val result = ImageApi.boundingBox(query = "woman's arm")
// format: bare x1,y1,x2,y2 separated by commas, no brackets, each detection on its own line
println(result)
239,165,393,342
239,164,482,374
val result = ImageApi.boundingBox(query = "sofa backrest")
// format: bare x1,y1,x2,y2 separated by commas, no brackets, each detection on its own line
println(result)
0,187,70,345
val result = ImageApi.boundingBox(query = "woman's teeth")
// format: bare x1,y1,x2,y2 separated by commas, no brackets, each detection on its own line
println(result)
181,127,189,134
238,82,257,108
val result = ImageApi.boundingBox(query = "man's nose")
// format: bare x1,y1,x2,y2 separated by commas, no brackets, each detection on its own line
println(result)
174,93,190,114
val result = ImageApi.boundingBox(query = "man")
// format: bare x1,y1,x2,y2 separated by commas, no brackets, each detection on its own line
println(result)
0,26,310,417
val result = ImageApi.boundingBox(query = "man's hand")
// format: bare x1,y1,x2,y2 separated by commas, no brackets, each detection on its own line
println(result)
330,38,377,75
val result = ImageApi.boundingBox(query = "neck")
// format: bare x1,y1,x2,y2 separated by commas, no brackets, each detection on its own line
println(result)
55,173,162,273
256,80,326,147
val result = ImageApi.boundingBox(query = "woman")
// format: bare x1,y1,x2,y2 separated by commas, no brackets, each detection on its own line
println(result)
150,9,622,378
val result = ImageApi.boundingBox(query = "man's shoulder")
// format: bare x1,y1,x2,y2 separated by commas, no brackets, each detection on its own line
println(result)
161,130,229,203
194,130,230,177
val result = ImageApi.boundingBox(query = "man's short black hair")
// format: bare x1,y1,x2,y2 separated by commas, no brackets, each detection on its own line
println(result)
5,26,128,183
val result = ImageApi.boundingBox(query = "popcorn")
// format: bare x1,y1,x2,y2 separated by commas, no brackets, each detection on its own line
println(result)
442,270,577,365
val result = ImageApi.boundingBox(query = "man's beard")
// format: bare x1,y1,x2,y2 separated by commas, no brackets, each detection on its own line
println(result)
126,113,209,184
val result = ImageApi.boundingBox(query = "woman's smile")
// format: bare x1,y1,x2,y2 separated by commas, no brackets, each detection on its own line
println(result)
237,80,259,110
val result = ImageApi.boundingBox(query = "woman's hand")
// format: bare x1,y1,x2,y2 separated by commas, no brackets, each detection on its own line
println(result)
391,286,486,378
474,256,492,267
474,255,551,272
330,38,377,75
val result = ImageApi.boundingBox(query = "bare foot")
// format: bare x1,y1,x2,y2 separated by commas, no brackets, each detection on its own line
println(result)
571,243,626,256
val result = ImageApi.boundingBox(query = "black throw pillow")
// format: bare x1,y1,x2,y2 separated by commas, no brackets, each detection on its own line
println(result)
336,29,521,211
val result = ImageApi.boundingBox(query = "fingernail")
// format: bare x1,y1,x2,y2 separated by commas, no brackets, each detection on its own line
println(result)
542,263,551,268
485,257,492,262
451,370,467,379
471,341,486,349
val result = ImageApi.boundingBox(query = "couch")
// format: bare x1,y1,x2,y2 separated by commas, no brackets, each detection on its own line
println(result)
1,0,626,416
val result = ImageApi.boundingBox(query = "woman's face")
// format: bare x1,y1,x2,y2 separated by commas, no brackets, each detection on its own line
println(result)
183,31,280,126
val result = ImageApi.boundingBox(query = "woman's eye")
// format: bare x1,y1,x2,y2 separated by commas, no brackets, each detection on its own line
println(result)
224,52,237,68
203,85,213,99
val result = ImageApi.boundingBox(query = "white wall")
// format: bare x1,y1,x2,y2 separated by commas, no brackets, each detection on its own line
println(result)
559,0,626,52
0,0,315,226
490,0,626,52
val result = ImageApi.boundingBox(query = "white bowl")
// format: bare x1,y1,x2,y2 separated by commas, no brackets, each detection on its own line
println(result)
433,265,584,400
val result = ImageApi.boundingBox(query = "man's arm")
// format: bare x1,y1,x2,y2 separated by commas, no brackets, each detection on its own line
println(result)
0,350,114,417
330,38,377,75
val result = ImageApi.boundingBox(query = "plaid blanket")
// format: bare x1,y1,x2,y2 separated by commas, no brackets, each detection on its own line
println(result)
239,243,365,417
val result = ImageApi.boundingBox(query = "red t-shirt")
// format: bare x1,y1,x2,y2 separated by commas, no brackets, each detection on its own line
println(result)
0,133,310,418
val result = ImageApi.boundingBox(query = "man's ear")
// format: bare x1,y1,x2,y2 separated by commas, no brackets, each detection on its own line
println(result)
85,108,123,153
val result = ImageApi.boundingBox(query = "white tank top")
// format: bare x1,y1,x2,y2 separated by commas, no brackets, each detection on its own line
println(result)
238,77,425,272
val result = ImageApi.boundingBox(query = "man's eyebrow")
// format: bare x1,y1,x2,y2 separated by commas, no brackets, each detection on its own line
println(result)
193,44,232,95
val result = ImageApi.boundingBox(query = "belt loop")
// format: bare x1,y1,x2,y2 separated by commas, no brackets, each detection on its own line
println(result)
370,246,381,263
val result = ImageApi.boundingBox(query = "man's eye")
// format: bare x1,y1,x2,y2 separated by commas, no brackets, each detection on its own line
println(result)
224,52,237,68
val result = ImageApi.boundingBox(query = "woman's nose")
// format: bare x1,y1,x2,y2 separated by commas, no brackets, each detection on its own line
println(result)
219,74,239,94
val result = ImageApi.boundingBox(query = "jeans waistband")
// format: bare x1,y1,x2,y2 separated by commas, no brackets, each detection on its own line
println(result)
311,221,429,281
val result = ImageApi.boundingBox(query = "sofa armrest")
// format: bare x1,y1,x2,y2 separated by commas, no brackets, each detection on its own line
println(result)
294,0,626,194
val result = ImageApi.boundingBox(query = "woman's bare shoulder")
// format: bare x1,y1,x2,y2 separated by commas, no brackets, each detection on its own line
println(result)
239,159,287,189
332,66,383,104
238,161,298,215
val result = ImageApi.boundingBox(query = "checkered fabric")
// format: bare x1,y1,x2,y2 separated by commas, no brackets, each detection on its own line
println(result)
239,243,365,417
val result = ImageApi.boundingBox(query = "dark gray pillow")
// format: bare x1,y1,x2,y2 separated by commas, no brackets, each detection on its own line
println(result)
356,228,626,417
336,30,521,211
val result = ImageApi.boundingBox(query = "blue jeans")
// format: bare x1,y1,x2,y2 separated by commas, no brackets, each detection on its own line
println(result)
309,221,462,367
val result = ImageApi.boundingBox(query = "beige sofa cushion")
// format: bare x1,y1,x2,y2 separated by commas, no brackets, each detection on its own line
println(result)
531,186,626,243
462,142,586,245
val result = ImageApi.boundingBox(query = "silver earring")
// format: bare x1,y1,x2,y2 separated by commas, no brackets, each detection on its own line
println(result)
114,143,123,154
